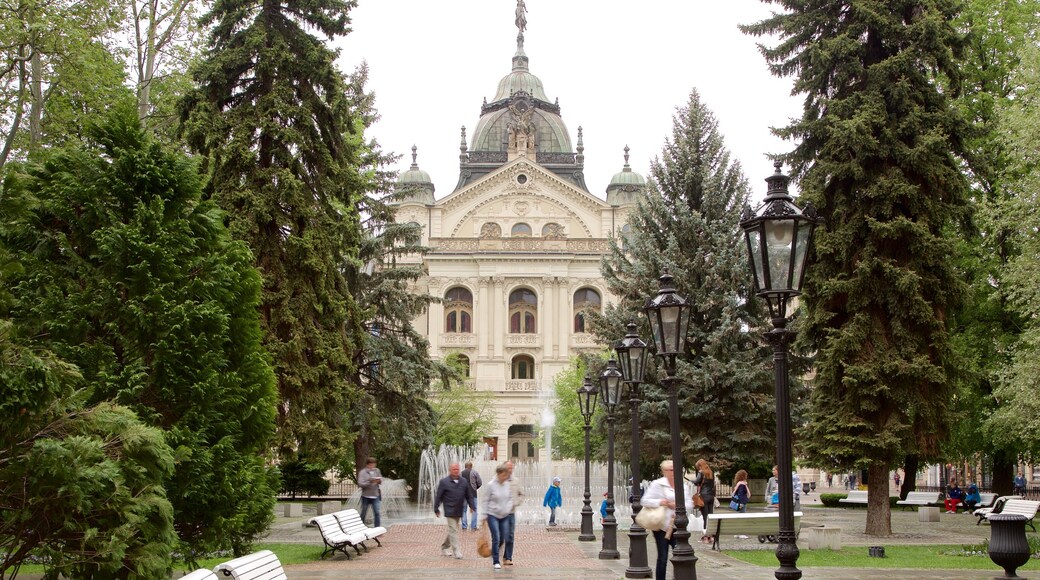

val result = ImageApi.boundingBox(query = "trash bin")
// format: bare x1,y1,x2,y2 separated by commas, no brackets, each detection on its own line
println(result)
988,513,1030,578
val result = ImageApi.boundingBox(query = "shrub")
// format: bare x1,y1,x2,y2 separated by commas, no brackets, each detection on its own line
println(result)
820,493,846,507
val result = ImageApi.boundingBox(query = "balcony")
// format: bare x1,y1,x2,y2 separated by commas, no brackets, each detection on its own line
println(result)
571,333,602,350
505,334,541,348
503,380,538,392
439,333,477,347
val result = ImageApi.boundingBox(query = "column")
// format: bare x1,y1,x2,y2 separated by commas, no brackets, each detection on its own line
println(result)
541,277,554,360
478,277,490,358
493,277,505,359
558,280,570,359
428,280,443,355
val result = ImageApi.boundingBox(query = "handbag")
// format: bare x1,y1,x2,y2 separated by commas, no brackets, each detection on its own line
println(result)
477,522,491,558
729,499,742,511
635,505,668,531
693,492,705,508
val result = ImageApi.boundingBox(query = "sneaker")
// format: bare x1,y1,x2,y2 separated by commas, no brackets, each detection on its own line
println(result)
442,548,453,557
493,563,502,569
454,551,464,559
548,522,558,526
503,559,513,566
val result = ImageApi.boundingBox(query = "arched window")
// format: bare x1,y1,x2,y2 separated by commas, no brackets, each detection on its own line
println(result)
573,288,602,333
542,222,565,239
509,289,537,333
457,354,470,378
511,222,532,237
511,442,520,458
512,354,535,379
621,224,633,252
445,287,473,333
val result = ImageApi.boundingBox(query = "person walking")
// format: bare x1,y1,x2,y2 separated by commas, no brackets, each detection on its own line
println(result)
642,460,694,580
503,460,523,565
543,476,563,526
460,460,482,530
1015,471,1027,496
433,462,476,559
731,470,751,512
765,465,779,509
691,458,716,544
480,463,515,569
358,457,383,527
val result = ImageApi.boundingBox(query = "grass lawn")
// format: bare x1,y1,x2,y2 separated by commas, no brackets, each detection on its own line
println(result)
726,544,1040,570
12,544,325,576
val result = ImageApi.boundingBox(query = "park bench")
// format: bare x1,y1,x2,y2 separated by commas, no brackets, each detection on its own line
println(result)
896,491,941,510
213,550,288,580
705,511,802,551
309,514,367,559
962,492,998,513
837,490,868,506
334,508,386,547
181,570,217,580
975,495,1023,525
981,498,1040,532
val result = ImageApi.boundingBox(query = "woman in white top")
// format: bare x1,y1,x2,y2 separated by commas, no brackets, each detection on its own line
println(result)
479,463,514,569
641,459,695,580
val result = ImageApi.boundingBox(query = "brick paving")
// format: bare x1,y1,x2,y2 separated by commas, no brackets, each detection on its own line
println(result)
265,495,1029,580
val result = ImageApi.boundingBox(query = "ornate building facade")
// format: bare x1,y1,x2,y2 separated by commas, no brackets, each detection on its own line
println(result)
394,6,646,462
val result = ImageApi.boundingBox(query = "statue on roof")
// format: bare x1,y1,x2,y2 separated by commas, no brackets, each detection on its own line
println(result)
515,0,528,45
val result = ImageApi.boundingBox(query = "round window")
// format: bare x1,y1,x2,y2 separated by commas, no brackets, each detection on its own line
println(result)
517,174,528,184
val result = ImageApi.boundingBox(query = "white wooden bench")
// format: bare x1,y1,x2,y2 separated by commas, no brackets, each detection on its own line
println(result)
213,550,288,580
982,498,1040,532
975,495,1023,525
963,492,998,513
837,490,868,506
896,491,941,510
309,514,367,559
181,570,218,580
335,509,387,547
705,511,802,550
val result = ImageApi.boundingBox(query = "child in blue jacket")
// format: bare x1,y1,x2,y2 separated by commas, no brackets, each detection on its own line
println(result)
544,476,563,526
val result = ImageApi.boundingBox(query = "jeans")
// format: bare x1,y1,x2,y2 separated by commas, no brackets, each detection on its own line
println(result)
548,506,556,524
487,514,514,564
462,501,478,529
360,496,381,527
652,529,676,580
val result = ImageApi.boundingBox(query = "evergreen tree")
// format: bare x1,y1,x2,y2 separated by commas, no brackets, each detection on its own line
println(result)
180,0,368,467
744,0,970,535
2,106,278,558
592,89,774,472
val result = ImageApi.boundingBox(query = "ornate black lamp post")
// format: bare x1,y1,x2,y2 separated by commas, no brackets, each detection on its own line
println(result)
599,359,623,560
616,322,651,578
644,271,695,580
740,162,820,580
577,374,599,542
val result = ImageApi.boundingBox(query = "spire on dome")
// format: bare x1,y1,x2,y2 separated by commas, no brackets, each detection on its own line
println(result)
515,0,528,48
410,145,418,167
623,145,630,166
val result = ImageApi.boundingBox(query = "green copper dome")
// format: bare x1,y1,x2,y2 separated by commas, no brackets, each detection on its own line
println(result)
606,146,646,206
493,47,549,102
396,146,435,205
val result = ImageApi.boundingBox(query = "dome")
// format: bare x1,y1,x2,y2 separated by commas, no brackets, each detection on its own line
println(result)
395,146,435,205
493,48,549,102
606,146,647,206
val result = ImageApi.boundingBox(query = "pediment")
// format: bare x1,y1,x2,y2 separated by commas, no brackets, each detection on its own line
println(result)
435,159,610,239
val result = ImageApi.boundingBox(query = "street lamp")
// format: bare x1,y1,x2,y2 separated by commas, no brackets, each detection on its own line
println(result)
577,374,599,542
599,359,624,560
615,322,651,578
643,271,695,580
740,161,820,580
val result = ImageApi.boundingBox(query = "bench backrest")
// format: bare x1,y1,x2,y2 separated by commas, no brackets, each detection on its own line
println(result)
333,510,370,536
309,515,352,544
999,499,1040,519
705,512,802,536
844,490,868,501
181,570,218,580
978,493,998,506
213,550,287,580
904,491,940,502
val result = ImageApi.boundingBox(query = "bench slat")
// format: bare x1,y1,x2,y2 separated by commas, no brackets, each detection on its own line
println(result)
213,550,288,580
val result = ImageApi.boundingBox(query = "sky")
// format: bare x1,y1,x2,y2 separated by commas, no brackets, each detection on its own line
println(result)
336,0,804,200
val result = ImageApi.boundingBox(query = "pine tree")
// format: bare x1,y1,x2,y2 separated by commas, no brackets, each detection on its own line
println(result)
593,89,775,472
180,0,368,467
2,106,277,558
744,0,970,535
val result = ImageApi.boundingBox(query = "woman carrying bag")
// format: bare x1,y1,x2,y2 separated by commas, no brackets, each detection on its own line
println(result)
691,459,716,544
730,470,751,512
641,460,695,580
479,463,515,569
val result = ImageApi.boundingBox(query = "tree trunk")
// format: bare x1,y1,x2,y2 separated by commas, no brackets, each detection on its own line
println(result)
0,59,27,171
865,462,892,536
992,449,1014,496
353,436,371,481
900,454,919,500
28,50,43,146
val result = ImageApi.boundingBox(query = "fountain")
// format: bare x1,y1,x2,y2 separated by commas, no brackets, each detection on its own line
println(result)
416,444,635,527
345,478,411,517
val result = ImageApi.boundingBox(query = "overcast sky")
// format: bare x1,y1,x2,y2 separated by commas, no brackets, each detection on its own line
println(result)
336,0,803,200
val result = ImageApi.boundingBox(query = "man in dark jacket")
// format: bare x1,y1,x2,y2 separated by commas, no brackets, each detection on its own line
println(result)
460,461,483,530
434,462,476,559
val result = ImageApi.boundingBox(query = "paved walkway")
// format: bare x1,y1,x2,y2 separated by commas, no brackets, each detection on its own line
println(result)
265,495,1019,580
